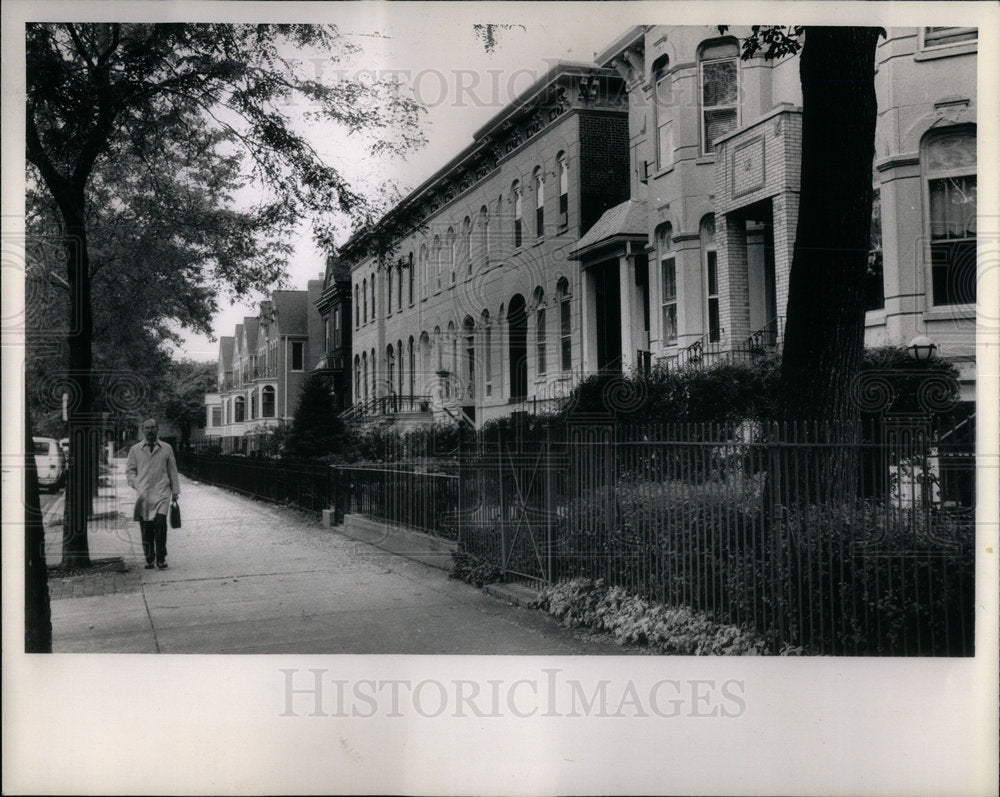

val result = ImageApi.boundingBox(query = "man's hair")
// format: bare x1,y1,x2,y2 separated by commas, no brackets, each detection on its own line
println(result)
142,419,158,429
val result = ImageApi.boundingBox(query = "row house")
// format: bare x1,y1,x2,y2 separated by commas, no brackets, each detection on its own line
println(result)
312,254,353,411
342,61,629,426
587,24,977,399
338,25,977,430
203,283,325,451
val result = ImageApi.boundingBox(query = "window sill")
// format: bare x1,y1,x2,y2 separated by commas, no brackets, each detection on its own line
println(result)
694,155,717,165
651,163,675,179
915,42,977,61
924,304,976,322
532,238,545,248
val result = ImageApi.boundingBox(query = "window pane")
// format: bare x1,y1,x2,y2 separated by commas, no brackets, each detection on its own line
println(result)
929,176,977,239
704,108,737,152
708,298,720,343
925,27,977,47
661,257,676,300
702,59,737,107
657,119,673,168
662,304,677,345
932,240,977,305
707,250,718,295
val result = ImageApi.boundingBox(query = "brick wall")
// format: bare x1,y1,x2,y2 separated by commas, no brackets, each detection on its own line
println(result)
578,112,630,234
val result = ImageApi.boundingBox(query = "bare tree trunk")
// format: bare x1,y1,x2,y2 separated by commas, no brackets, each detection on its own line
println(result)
25,396,52,652
778,27,881,425
60,198,94,567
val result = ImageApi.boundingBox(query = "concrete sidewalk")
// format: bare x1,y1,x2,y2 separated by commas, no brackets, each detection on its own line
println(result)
46,460,635,654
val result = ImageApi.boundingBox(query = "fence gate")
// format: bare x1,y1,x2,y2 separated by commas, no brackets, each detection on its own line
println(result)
459,424,566,585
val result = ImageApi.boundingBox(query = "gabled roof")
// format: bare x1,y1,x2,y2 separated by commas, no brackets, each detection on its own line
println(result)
272,290,308,336
218,337,234,370
568,198,649,260
243,316,260,351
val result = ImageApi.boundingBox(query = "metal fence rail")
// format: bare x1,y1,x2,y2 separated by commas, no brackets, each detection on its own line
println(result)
176,454,459,542
457,417,975,656
337,465,459,540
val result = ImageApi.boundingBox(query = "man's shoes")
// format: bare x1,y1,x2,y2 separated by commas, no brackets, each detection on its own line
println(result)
157,562,168,570
144,562,156,569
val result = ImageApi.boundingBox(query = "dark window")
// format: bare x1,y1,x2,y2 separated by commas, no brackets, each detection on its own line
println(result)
291,341,304,371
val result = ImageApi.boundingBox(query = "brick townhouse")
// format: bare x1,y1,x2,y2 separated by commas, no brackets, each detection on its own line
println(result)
337,25,977,429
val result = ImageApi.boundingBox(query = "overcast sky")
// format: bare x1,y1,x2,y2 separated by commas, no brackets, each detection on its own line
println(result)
175,10,626,362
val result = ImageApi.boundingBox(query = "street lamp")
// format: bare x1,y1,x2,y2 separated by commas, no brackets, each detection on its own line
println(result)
907,335,937,362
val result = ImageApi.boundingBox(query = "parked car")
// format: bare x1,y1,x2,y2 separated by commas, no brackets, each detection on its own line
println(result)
33,436,66,491
59,437,70,458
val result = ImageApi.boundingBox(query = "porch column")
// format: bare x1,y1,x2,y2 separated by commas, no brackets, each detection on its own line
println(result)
618,252,636,371
717,213,751,346
580,266,596,374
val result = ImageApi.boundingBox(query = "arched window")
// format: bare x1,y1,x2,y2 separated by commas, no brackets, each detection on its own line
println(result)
354,285,360,328
362,352,369,403
923,126,977,306
419,331,431,394
462,216,473,275
387,267,393,317
362,278,368,324
397,339,404,397
354,355,361,402
557,152,569,229
370,273,376,318
448,320,457,376
234,395,246,423
262,385,275,418
433,235,442,290
408,336,415,398
250,390,257,420
700,215,720,343
658,223,677,345
419,243,428,298
533,167,545,238
434,326,443,371
386,344,395,396
447,227,456,284
533,286,547,375
463,316,476,400
406,251,413,306
479,205,490,265
512,181,522,248
481,309,492,393
652,54,673,169
698,39,739,154
557,277,572,371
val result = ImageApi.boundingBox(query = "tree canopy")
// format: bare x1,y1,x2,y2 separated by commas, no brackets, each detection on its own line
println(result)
25,22,427,565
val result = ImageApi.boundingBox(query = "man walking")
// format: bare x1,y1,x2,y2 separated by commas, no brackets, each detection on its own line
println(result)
126,419,180,570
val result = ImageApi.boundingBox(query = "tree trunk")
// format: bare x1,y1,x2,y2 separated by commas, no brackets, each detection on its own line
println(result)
778,27,881,425
60,197,94,567
25,397,52,653
769,28,881,510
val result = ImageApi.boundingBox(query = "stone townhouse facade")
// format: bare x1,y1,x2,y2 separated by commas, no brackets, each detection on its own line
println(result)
342,62,629,425
587,24,977,399
338,26,977,429
203,282,325,451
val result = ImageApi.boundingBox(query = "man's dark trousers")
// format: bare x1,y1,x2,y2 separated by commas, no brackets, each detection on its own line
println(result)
140,514,168,565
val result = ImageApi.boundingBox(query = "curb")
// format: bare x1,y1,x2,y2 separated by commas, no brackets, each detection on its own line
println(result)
483,582,542,609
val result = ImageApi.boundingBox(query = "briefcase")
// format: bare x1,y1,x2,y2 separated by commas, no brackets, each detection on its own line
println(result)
169,499,181,529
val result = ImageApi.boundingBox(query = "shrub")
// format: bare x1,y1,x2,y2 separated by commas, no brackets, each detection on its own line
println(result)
449,551,502,587
532,578,772,655
556,477,975,655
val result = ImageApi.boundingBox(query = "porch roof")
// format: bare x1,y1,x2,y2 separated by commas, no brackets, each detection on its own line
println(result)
568,198,649,261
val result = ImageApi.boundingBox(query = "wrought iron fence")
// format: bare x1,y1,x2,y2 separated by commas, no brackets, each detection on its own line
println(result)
336,465,459,540
456,416,975,656
176,453,459,541
176,453,337,512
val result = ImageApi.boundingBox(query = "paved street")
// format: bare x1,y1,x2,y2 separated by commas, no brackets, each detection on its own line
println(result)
45,460,632,654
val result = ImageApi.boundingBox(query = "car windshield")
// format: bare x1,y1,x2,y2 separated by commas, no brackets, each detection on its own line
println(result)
34,441,50,454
